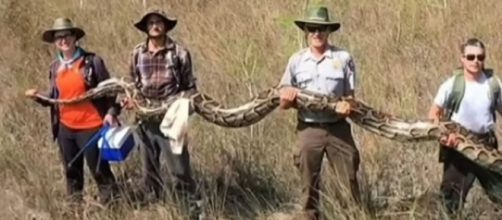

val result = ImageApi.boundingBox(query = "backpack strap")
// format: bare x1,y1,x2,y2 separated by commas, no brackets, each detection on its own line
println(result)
444,68,501,121
82,52,96,88
167,44,181,90
343,58,348,96
444,69,465,119
48,59,60,98
485,69,501,121
132,47,142,89
130,42,147,89
49,60,58,81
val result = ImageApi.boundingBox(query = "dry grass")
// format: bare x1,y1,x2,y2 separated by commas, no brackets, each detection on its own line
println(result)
2,0,502,219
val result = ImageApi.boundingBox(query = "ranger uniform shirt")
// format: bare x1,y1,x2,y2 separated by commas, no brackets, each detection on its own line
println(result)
279,45,356,123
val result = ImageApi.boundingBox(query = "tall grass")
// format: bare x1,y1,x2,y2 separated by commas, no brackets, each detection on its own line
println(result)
2,0,502,219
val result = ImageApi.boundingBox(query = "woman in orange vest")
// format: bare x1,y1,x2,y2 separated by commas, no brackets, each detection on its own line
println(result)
25,18,120,205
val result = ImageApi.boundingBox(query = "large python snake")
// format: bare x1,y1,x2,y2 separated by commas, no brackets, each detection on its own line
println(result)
34,78,502,179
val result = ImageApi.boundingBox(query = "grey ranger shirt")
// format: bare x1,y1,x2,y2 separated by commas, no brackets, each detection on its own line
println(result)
279,45,356,123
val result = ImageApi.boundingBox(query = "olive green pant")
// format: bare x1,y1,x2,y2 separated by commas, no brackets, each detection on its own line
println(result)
294,120,361,220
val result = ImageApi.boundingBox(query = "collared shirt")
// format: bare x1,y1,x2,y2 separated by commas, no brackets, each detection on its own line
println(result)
57,47,85,68
279,45,356,123
130,36,196,99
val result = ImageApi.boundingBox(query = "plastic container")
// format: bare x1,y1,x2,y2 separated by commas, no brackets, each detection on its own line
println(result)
98,126,136,161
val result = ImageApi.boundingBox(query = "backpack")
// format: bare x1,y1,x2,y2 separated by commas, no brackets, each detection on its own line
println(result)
443,68,501,120
131,43,182,91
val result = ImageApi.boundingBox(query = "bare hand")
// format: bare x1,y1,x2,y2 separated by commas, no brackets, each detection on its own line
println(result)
440,133,458,148
120,97,135,110
103,114,119,127
335,100,352,117
25,89,38,99
279,87,298,109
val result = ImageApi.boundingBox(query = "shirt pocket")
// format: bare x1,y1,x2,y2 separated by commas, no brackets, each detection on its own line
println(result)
293,71,313,89
322,70,345,94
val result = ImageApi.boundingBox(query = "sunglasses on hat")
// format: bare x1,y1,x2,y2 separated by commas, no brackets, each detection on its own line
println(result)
305,26,328,33
54,32,74,40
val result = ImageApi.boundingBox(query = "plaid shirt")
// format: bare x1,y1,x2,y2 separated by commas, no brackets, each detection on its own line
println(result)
129,36,196,99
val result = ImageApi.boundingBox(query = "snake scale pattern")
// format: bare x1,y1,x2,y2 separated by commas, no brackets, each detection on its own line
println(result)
33,78,502,178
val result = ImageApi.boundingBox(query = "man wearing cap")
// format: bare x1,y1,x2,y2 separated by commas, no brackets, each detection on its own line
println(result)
279,6,361,219
121,8,202,218
25,18,120,204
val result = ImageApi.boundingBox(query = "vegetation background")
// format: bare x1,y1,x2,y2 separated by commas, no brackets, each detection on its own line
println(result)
1,0,502,219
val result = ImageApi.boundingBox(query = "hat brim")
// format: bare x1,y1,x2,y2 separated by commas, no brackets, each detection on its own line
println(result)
42,27,85,43
134,12,177,33
294,20,340,32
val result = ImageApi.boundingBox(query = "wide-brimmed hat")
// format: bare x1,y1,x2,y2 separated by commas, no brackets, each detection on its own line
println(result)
294,6,340,32
42,18,85,43
134,8,177,33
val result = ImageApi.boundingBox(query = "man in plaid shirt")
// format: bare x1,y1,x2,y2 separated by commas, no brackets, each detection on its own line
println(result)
122,8,202,219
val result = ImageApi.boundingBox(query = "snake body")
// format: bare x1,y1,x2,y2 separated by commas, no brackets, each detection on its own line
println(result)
33,78,502,177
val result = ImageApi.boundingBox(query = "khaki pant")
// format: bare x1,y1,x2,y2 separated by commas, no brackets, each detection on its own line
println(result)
294,120,361,220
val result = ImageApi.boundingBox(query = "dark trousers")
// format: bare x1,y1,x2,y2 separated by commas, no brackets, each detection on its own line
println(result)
439,133,500,214
57,123,117,202
294,120,361,220
137,120,200,204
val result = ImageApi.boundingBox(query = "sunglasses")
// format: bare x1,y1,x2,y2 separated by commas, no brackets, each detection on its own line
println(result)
464,54,486,61
54,32,74,40
147,19,165,25
305,26,328,33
